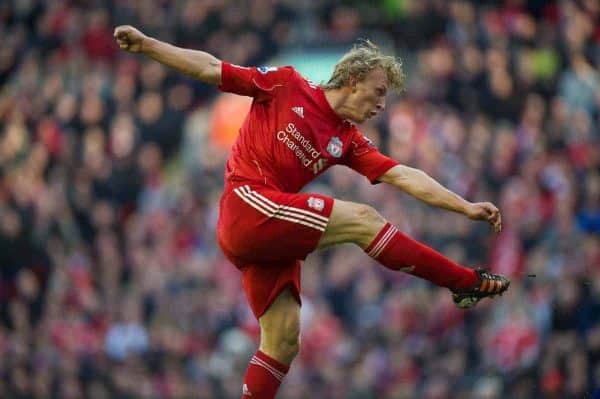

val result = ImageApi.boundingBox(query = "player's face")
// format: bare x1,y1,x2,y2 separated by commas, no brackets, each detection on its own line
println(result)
348,68,388,123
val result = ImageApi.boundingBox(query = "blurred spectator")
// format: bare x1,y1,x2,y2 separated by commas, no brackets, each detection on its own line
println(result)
104,296,148,361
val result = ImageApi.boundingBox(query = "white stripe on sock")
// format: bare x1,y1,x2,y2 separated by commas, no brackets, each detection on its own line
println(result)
371,226,398,258
250,356,285,381
368,225,397,258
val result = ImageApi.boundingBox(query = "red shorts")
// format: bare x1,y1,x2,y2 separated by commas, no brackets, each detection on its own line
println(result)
217,183,334,319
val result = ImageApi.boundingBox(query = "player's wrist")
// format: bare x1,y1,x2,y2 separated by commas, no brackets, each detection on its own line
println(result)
460,200,474,216
140,36,154,54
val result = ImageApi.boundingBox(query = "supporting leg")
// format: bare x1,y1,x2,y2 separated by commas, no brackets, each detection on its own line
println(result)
241,288,299,399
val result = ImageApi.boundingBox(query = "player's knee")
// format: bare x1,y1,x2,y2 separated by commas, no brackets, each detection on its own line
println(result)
354,204,384,226
352,204,386,237
347,204,386,247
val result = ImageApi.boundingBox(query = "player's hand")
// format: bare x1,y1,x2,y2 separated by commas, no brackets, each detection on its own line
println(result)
114,25,147,53
465,202,502,233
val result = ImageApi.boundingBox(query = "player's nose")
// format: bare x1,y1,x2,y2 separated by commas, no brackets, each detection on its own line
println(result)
376,99,385,111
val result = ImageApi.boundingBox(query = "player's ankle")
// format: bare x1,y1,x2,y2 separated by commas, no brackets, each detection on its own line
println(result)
451,268,479,292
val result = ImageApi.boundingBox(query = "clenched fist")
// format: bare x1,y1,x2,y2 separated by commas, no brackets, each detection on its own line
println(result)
465,202,502,233
114,25,147,53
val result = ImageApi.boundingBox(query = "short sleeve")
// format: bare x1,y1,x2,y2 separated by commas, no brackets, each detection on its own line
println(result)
342,131,399,184
218,62,295,101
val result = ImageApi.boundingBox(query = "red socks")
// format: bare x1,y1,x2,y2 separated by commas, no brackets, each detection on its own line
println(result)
365,223,477,291
241,350,289,399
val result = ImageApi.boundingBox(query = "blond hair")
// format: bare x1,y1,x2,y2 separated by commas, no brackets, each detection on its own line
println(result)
323,39,405,93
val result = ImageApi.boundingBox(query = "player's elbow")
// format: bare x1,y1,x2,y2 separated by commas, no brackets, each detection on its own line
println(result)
204,60,223,85
387,165,424,190
191,59,222,85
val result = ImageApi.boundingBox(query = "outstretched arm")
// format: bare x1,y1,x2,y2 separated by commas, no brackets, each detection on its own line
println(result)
114,25,221,85
378,164,502,232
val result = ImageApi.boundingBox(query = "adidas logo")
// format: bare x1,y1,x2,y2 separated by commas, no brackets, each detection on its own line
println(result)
292,106,304,118
243,384,252,396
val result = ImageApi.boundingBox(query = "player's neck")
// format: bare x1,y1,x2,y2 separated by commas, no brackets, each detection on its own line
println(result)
323,88,356,123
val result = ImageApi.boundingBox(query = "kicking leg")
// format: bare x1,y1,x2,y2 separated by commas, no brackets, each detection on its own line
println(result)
318,200,509,304
241,287,299,399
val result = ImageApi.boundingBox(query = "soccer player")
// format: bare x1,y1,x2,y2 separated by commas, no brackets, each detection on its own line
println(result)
115,26,510,399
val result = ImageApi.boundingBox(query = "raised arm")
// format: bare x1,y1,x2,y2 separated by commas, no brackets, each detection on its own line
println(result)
113,25,221,85
378,164,502,232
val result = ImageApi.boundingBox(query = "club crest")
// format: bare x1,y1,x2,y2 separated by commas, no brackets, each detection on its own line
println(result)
326,136,343,158
307,197,325,212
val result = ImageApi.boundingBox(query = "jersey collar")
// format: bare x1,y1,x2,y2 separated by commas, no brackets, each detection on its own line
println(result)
316,86,347,126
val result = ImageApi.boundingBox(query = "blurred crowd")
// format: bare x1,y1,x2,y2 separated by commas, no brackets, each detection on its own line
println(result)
0,0,599,398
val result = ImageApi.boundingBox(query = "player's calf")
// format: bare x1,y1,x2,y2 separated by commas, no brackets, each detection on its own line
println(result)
259,327,300,365
258,289,301,364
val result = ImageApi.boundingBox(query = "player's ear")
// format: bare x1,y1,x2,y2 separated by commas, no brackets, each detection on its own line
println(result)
348,76,358,93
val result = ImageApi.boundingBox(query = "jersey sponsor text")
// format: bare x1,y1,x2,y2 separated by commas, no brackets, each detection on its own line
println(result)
276,122,321,168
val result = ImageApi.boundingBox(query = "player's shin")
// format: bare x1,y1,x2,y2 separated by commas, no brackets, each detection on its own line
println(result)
364,222,478,291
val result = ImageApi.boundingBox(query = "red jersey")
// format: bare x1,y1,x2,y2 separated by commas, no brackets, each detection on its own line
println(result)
218,62,398,193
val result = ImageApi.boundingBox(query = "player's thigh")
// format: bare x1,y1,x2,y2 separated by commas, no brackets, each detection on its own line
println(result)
317,199,386,250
